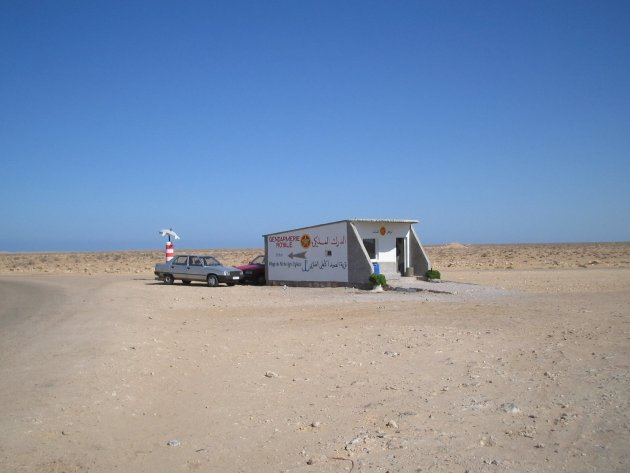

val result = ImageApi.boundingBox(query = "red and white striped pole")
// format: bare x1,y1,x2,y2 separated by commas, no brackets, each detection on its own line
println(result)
165,241,174,262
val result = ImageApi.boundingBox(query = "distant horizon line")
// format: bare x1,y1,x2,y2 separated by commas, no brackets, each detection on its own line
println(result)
2,240,629,254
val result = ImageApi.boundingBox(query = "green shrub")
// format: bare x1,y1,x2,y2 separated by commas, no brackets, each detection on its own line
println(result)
425,268,441,280
370,273,387,287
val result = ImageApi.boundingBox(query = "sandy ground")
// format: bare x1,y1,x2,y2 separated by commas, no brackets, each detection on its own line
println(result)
0,244,629,472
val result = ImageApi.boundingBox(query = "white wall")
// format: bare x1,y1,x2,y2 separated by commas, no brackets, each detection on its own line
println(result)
352,221,411,263
267,221,349,282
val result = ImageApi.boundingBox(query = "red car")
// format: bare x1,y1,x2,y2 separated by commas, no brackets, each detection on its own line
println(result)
237,255,266,285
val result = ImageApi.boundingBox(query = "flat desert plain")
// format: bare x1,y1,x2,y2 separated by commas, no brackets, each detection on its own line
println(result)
0,243,629,472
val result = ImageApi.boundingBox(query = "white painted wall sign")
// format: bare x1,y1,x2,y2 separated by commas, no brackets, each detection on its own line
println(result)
267,221,349,282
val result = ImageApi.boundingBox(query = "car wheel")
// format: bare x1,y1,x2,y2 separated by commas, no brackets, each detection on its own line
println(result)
256,275,266,285
164,274,174,285
182,280,191,285
206,274,219,287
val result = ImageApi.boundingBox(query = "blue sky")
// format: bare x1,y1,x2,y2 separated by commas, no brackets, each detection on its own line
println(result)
1,1,629,251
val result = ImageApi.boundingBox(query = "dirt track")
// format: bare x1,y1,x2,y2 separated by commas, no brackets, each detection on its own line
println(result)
0,262,630,472
1,258,629,472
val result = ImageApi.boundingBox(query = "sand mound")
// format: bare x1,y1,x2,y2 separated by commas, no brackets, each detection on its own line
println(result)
445,242,468,249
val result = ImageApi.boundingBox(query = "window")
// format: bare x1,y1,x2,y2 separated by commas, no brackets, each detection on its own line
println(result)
363,238,376,259
202,256,221,266
174,256,188,265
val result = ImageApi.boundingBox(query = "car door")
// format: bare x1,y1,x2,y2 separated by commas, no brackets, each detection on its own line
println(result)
186,256,205,281
172,255,189,279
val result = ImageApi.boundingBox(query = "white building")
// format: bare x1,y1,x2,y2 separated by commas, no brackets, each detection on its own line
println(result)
264,219,431,287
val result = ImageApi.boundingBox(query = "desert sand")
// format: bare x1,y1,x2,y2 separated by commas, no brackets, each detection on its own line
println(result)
1,243,629,472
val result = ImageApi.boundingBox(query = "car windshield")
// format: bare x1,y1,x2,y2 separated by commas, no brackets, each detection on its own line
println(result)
251,255,265,265
201,256,221,266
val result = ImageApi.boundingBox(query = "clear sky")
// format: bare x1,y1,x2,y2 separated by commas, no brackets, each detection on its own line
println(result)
2,1,629,251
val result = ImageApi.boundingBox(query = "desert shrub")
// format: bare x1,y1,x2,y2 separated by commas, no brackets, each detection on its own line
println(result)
425,268,441,280
370,273,387,287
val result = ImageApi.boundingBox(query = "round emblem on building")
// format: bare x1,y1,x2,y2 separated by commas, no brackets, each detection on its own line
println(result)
300,234,311,249
380,226,387,236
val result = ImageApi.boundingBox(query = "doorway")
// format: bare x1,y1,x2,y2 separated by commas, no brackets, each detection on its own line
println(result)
396,238,405,275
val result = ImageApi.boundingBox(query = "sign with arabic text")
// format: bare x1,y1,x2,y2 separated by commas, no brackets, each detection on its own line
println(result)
267,221,349,282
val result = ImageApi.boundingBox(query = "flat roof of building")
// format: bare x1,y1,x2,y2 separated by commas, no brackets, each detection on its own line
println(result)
263,219,419,237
